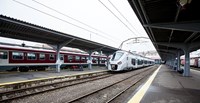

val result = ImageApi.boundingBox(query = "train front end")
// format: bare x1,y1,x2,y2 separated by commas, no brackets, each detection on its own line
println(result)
108,51,126,71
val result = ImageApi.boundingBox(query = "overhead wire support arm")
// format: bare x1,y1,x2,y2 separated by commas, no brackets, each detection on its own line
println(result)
118,37,149,49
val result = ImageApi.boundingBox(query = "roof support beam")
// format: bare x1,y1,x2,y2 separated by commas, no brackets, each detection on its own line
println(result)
159,51,176,61
159,51,176,56
59,38,75,49
189,41,200,49
154,42,187,49
158,49,177,54
144,21,200,32
167,5,181,51
91,46,106,52
137,0,157,42
156,41,200,53
191,34,200,42
130,0,157,45
184,32,198,43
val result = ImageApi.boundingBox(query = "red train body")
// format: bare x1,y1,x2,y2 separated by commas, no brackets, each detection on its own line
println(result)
181,57,200,67
0,45,107,72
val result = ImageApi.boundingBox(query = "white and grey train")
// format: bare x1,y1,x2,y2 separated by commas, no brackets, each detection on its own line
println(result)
108,50,154,71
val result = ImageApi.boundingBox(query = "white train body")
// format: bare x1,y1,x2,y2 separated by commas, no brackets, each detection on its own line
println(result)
108,50,154,71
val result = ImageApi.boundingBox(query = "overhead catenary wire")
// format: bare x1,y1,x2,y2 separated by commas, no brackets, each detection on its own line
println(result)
32,0,122,41
108,0,152,51
98,0,137,37
108,0,144,36
13,0,117,43
99,0,151,51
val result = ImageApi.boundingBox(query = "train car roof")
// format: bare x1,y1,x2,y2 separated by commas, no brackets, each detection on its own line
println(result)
116,50,155,60
0,44,106,57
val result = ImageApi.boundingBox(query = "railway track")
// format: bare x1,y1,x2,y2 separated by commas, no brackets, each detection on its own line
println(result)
67,66,157,103
1,66,158,103
0,71,111,102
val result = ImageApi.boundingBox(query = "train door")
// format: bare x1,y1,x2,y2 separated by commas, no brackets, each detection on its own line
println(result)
198,58,200,67
127,53,132,69
0,51,8,65
60,54,64,64
135,58,138,68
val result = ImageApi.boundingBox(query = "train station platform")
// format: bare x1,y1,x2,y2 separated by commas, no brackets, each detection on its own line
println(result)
128,65,200,103
0,66,107,84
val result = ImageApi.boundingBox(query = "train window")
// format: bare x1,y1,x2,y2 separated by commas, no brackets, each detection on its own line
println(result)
93,57,98,63
100,58,106,60
49,54,55,60
39,53,45,60
111,52,124,61
81,56,86,61
137,59,143,65
75,56,80,61
68,55,73,62
144,60,147,64
27,53,37,60
93,57,98,60
132,59,136,65
60,55,64,60
0,51,7,59
100,57,106,63
12,52,24,60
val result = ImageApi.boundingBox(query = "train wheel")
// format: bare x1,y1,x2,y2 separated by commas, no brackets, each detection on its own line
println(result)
37,66,46,71
19,66,29,72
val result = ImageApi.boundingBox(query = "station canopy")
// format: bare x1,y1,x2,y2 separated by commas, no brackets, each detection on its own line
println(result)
0,15,118,54
128,0,200,60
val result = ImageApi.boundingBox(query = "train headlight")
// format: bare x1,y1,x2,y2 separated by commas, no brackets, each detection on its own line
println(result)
117,61,122,65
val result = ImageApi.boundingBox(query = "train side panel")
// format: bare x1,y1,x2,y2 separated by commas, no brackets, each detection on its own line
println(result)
108,50,154,71
0,45,107,72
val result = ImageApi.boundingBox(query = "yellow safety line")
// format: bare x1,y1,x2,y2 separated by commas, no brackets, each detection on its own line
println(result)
0,70,108,86
128,65,162,103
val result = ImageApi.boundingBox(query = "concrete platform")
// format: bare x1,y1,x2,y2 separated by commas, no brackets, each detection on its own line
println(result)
0,66,107,84
129,65,200,103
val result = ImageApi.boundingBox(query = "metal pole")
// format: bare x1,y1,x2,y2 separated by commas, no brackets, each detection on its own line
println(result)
88,51,92,70
177,50,180,71
183,49,190,76
56,44,61,73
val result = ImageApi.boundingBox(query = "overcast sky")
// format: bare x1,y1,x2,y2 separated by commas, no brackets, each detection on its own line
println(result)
0,0,156,52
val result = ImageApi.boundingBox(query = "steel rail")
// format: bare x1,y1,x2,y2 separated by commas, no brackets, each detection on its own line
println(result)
0,72,112,102
67,66,155,103
106,67,156,103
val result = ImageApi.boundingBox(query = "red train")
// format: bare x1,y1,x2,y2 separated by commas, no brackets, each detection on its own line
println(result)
181,57,200,67
0,44,107,72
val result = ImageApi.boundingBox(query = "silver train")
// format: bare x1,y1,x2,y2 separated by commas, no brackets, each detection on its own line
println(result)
108,50,154,71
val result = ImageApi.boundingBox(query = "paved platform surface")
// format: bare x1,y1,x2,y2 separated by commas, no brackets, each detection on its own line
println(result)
138,65,200,103
0,66,107,84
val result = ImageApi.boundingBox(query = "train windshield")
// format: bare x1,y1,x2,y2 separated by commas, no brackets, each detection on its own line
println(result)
111,52,124,61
